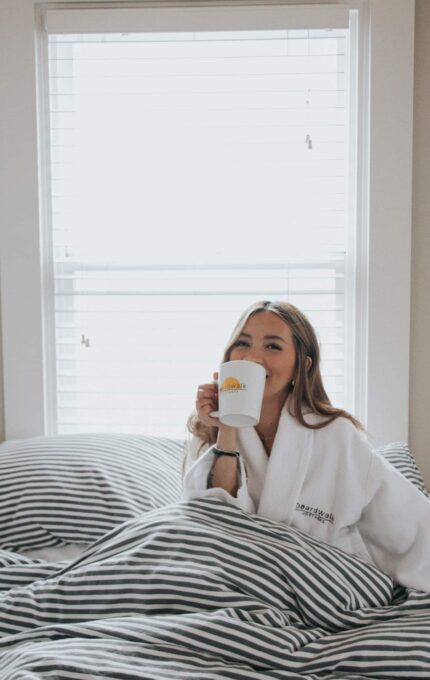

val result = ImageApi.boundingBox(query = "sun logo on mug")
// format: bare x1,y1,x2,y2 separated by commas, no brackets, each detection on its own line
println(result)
220,377,246,392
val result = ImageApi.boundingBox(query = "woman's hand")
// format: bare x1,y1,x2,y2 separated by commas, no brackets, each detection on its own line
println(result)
196,372,220,428
196,372,238,452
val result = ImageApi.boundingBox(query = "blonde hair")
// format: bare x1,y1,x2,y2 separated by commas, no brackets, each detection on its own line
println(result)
187,300,362,445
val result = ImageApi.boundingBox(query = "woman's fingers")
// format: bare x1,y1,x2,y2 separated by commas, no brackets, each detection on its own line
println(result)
197,383,217,402
196,379,219,426
197,385,216,395
197,397,216,413
196,397,216,412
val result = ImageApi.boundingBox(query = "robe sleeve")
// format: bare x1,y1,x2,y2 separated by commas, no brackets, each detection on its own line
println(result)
183,435,256,513
182,434,208,476
358,450,430,592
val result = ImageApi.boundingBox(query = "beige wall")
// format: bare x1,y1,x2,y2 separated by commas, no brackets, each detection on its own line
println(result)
0,2,429,485
0,314,3,442
409,0,430,487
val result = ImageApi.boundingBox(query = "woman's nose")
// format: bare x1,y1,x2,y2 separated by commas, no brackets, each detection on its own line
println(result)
243,349,264,365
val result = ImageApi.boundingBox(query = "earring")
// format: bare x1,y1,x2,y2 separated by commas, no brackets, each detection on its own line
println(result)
291,380,295,388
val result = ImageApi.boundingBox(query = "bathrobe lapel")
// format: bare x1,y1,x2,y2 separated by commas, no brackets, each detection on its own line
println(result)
239,408,314,524
237,426,268,504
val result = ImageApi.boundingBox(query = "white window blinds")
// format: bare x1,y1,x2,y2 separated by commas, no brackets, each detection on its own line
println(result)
40,4,356,438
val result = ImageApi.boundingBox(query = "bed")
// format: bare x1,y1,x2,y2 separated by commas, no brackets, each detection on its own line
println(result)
0,433,429,679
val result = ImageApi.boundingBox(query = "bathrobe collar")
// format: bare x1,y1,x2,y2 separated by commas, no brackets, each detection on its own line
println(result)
237,406,314,523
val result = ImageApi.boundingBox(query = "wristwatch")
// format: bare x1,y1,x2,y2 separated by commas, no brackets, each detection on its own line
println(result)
212,446,240,458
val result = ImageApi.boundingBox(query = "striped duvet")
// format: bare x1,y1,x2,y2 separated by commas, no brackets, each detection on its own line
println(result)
0,498,429,679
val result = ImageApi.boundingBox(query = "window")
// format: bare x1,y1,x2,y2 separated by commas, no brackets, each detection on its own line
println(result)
40,4,355,437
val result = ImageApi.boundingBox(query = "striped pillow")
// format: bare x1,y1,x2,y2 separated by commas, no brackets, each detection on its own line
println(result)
376,441,429,496
0,433,184,552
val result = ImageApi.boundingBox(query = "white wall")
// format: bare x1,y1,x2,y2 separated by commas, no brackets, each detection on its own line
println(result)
0,0,45,439
0,312,4,441
409,0,430,487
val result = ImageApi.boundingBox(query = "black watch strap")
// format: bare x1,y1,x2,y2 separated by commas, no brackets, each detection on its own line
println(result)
212,446,240,458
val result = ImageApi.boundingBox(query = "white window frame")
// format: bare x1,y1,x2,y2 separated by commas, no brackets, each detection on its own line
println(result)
0,0,415,446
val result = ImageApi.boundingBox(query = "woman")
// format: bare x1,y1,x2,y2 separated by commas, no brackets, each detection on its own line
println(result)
183,301,430,592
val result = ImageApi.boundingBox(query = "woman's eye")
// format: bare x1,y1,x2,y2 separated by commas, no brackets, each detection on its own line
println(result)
233,340,249,348
267,343,282,351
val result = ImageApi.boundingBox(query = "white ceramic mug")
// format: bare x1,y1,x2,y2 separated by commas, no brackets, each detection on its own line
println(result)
210,360,266,427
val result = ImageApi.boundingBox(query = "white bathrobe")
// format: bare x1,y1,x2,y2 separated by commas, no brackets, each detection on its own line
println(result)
183,408,430,592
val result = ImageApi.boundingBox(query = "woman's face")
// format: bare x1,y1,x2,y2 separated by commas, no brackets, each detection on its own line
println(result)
229,311,297,404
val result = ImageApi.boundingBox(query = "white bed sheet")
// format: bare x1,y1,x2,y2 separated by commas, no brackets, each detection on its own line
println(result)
19,543,87,562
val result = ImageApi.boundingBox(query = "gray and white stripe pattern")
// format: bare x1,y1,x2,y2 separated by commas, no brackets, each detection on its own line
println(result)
377,441,429,497
0,434,427,555
0,499,429,679
0,433,183,551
